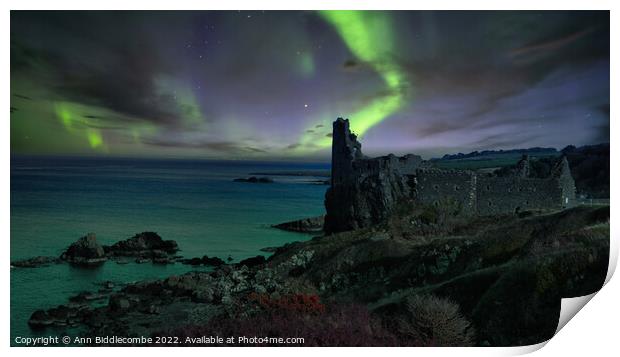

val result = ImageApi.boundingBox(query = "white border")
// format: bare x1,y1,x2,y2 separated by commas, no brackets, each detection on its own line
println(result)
3,1,617,356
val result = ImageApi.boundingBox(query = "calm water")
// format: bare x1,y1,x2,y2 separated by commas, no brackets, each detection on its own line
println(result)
10,156,329,341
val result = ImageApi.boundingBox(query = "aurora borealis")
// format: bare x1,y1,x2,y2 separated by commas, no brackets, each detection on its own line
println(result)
11,11,609,159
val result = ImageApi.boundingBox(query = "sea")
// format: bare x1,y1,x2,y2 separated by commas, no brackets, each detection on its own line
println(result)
10,155,329,342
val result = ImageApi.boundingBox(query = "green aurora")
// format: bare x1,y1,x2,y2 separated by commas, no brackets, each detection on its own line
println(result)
297,10,410,151
10,11,610,158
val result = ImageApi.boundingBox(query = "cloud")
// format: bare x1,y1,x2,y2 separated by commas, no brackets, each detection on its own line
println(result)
509,26,597,60
144,138,244,152
244,146,267,153
12,93,32,100
11,13,193,129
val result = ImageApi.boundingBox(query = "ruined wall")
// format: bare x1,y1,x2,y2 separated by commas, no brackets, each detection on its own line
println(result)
476,176,562,215
414,169,477,213
413,158,575,215
324,118,577,234
553,156,577,206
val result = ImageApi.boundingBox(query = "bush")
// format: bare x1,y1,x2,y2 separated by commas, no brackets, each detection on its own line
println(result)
395,294,475,346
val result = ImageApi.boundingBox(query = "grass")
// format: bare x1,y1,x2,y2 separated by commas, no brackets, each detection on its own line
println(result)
434,152,559,170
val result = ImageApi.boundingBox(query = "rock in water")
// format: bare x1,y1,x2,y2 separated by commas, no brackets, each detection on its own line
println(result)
11,256,60,268
106,232,178,256
28,310,53,327
272,215,324,233
180,255,225,266
60,233,107,266
233,176,274,183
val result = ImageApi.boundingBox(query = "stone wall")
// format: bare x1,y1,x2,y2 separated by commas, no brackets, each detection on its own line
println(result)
414,169,477,212
324,118,577,234
476,176,562,215
414,157,576,216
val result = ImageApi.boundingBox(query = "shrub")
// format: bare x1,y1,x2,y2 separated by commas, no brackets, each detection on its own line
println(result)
395,294,475,346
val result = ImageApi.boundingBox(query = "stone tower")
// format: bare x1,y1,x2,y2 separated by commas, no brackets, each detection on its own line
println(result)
330,118,365,186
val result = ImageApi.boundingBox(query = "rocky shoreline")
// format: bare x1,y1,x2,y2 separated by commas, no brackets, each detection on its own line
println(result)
18,204,610,346
12,232,183,268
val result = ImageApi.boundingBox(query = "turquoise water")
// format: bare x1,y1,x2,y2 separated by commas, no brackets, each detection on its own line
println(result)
10,156,329,341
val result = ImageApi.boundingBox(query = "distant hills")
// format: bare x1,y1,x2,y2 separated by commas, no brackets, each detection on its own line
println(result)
434,147,558,161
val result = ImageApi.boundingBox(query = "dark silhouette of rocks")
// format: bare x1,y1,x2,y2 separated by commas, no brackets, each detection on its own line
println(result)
180,255,225,267
11,256,60,268
69,291,107,303
28,305,84,328
249,170,330,177
272,215,324,233
233,176,274,183
16,232,181,269
105,231,178,257
60,233,107,266
237,255,266,268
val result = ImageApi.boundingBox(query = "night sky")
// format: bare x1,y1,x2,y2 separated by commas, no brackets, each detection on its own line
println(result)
10,10,609,160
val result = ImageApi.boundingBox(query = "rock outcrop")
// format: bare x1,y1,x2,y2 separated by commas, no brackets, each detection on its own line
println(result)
272,216,325,233
60,233,107,266
180,255,225,267
105,232,178,257
16,232,183,268
237,255,266,268
11,256,60,268
233,176,274,183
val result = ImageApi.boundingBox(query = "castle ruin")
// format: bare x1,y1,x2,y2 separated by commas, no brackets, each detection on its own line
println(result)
324,118,576,234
